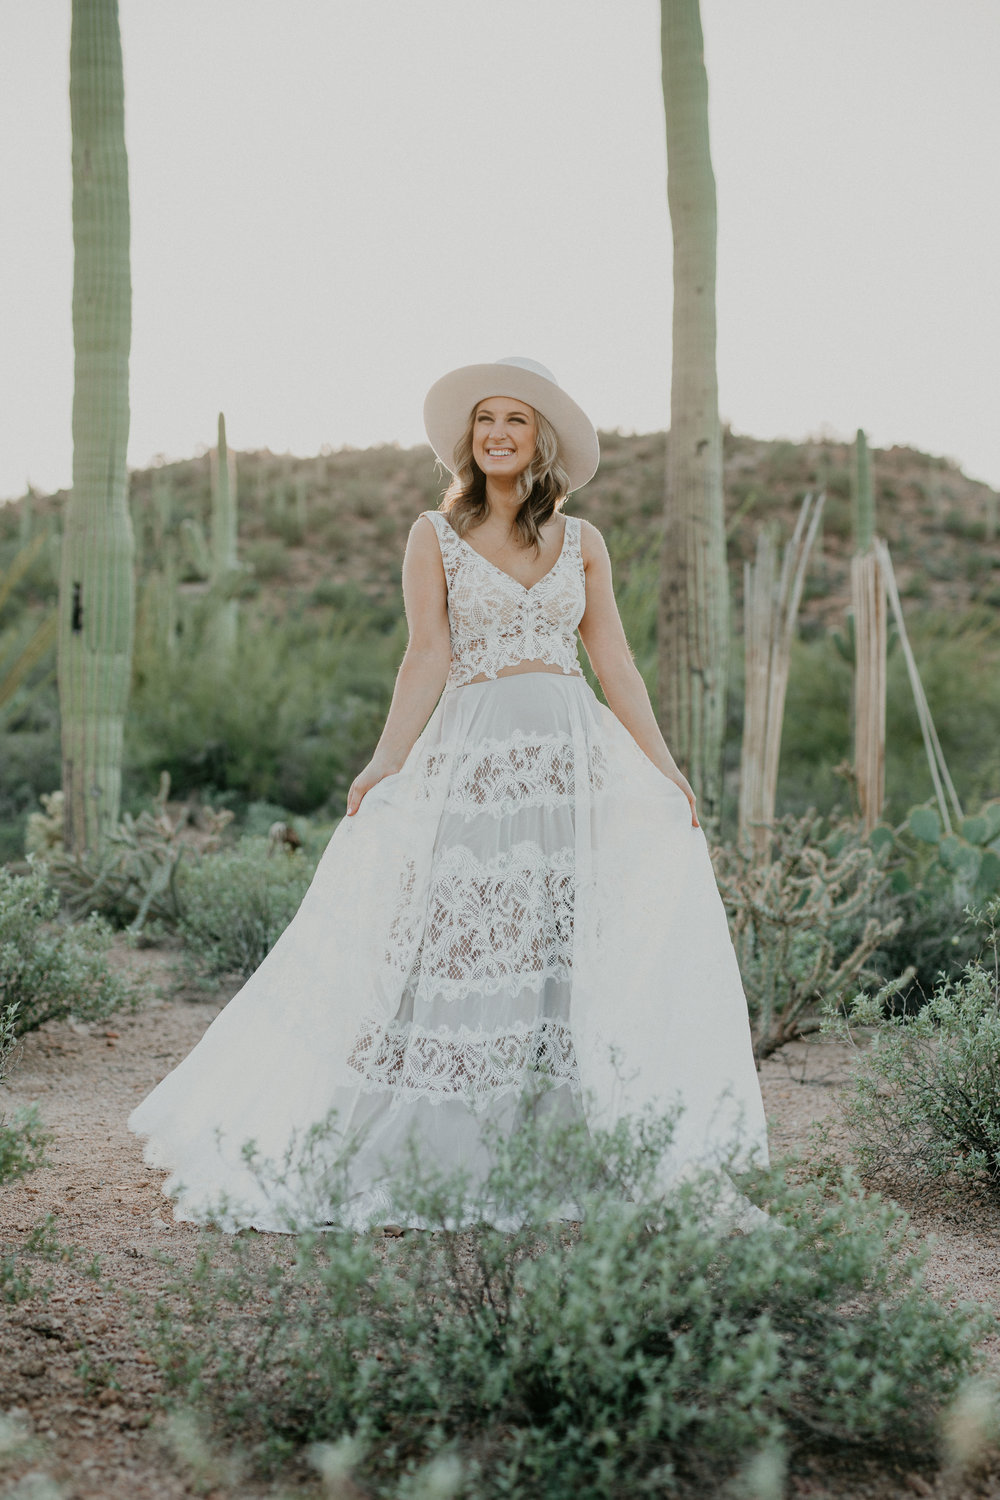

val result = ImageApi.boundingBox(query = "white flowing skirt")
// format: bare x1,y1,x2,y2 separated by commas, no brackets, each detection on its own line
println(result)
129,673,768,1230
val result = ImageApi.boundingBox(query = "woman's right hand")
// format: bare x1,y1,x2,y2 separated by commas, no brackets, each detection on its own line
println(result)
346,756,401,817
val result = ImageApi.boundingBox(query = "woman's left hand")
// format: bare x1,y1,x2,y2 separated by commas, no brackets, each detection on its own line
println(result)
346,756,401,817
671,776,699,828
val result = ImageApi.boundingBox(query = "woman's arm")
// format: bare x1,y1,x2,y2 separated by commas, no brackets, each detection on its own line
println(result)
346,516,452,816
577,519,699,827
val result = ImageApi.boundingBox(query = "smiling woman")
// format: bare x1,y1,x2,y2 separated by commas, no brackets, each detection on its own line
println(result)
128,355,769,1234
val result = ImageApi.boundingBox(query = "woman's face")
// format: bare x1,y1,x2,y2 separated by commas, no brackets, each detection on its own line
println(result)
471,396,537,481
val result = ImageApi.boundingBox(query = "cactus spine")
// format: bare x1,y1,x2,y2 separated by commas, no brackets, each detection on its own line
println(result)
657,0,728,824
58,0,135,851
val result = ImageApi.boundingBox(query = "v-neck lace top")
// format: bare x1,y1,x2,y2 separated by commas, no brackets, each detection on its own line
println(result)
422,509,586,690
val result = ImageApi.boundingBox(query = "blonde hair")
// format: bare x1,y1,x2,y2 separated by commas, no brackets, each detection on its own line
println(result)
440,404,572,551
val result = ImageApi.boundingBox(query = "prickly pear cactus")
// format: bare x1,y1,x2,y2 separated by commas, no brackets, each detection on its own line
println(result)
869,799,1000,903
58,0,135,851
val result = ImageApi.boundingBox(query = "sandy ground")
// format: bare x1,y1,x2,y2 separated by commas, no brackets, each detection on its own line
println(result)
3,947,1000,1500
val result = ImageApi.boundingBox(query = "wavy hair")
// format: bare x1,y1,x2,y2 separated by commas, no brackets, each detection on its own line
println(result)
439,403,572,551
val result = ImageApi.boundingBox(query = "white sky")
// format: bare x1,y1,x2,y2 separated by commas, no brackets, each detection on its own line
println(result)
1,0,998,503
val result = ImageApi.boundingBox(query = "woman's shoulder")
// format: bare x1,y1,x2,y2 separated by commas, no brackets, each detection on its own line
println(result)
408,511,455,574
575,514,609,562
407,510,446,551
413,508,452,541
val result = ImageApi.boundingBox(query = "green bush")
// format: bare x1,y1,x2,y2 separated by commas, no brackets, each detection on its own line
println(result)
0,1004,48,1189
143,1103,988,1495
244,538,292,582
127,611,402,815
0,689,61,864
176,836,318,983
833,900,1000,1195
0,866,141,1035
777,614,1000,824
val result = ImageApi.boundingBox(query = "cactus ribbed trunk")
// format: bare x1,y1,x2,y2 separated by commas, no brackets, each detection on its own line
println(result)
210,412,238,663
850,430,886,831
658,0,728,824
852,427,875,554
59,0,134,852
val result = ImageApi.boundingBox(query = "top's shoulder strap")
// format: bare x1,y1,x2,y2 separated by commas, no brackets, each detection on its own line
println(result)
420,509,461,574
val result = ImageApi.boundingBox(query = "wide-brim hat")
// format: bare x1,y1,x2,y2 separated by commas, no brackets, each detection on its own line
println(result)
423,356,600,493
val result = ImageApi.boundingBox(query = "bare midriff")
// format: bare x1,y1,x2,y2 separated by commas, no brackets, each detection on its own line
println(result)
463,659,585,687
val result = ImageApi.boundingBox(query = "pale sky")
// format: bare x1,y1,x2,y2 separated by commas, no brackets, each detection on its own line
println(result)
2,0,998,503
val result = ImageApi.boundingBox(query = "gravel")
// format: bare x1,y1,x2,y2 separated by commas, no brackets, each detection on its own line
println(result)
3,945,1000,1499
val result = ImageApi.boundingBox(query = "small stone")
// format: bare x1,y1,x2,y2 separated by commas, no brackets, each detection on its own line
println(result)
19,1361,45,1378
382,1223,404,1237
904,1475,934,1497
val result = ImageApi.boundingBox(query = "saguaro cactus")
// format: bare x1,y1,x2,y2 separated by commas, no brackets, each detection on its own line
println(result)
209,411,238,663
58,0,135,851
852,427,875,555
850,429,887,832
658,0,728,823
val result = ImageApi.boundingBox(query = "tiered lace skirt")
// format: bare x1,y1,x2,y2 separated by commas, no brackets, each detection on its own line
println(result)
129,673,768,1230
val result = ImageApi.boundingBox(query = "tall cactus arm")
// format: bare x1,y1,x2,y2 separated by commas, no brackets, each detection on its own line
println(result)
58,0,135,852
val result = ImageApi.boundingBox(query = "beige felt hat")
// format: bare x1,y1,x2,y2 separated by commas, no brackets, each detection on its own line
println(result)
423,356,600,493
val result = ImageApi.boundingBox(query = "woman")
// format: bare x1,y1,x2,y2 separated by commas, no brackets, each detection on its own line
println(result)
129,357,768,1231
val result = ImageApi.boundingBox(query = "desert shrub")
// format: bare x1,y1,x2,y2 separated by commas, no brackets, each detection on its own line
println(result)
833,900,1000,1195
127,610,402,815
0,688,61,864
244,538,292,582
142,1104,988,1495
176,836,318,983
777,614,1000,824
0,1003,54,1305
713,813,900,1058
0,866,141,1036
0,1004,48,1190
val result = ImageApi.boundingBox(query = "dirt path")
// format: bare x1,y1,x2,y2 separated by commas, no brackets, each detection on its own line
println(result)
3,951,1000,1499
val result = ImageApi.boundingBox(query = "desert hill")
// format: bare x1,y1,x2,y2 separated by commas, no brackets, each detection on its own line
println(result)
4,429,999,628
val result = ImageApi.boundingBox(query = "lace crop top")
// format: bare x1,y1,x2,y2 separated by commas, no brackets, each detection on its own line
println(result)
422,509,586,690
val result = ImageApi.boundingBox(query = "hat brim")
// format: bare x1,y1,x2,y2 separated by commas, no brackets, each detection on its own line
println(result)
423,362,600,493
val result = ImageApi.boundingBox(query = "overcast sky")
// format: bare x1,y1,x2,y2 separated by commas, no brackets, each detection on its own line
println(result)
2,0,998,502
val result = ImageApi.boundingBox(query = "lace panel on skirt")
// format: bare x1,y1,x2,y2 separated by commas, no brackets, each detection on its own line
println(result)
347,1015,579,1105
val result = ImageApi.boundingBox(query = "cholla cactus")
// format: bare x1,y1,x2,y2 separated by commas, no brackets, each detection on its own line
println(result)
58,0,135,851
25,790,66,857
714,812,899,1059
